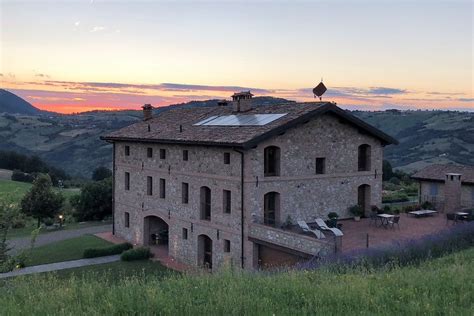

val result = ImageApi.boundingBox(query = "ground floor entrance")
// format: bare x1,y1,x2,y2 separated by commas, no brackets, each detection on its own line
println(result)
198,234,213,270
143,216,169,254
256,242,309,270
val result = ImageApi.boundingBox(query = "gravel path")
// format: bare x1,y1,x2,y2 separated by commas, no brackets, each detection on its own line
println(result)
0,255,120,279
7,224,112,254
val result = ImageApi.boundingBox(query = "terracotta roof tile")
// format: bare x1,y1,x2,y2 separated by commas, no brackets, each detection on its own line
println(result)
411,164,474,184
102,102,398,148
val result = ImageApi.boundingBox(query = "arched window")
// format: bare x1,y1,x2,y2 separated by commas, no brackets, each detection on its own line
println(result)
264,146,280,177
200,186,211,220
358,144,371,171
264,192,280,226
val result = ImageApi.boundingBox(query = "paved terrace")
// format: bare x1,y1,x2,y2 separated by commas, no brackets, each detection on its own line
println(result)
340,213,449,252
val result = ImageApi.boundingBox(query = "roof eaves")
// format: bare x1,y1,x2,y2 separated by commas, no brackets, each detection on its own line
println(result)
242,103,333,149
327,105,399,145
100,135,244,148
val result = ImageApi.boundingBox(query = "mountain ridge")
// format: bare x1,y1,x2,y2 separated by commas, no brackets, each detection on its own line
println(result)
0,90,472,177
0,89,43,115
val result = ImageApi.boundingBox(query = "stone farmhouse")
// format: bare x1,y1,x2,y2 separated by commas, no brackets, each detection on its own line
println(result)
412,164,474,212
102,92,397,270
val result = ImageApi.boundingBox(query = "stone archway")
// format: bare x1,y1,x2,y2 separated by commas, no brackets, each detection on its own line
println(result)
143,216,169,252
358,184,371,216
197,234,213,270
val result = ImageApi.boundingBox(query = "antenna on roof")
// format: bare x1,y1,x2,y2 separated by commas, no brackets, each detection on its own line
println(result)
313,80,327,101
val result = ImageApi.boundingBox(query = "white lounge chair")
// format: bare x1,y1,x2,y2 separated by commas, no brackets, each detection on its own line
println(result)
315,218,344,237
297,220,325,239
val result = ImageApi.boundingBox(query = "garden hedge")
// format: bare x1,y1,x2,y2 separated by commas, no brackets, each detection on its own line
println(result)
83,242,133,258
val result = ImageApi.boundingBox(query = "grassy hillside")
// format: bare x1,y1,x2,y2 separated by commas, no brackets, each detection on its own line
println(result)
354,110,474,171
1,247,473,314
0,179,79,204
1,104,472,176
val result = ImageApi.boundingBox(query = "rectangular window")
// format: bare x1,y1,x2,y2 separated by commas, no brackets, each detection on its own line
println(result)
316,157,326,175
182,228,188,240
223,190,231,214
472,187,474,201
430,183,438,196
160,148,166,159
147,147,153,158
224,152,230,164
182,182,189,204
147,176,153,196
124,212,130,228
160,178,166,198
124,145,130,156
183,150,189,161
224,239,231,253
124,172,130,190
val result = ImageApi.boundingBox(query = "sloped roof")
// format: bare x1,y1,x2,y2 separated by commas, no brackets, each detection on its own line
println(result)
411,164,474,185
101,102,398,148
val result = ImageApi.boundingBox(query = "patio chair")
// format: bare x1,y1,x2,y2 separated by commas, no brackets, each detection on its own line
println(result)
446,213,456,225
297,220,325,239
387,216,400,229
369,212,379,226
315,218,344,236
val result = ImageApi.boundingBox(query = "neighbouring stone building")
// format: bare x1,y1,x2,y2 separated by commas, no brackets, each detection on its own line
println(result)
102,92,397,270
412,164,474,212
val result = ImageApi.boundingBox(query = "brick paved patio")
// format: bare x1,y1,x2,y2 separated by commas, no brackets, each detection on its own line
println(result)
340,213,451,252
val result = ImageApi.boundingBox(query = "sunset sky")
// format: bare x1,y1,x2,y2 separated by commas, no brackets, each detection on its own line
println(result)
1,0,472,113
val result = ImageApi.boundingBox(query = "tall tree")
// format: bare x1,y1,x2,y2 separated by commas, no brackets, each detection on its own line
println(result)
382,160,394,181
71,177,112,221
92,166,112,181
20,174,64,227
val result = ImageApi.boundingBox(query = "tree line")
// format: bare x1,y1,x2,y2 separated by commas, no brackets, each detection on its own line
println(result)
0,150,69,186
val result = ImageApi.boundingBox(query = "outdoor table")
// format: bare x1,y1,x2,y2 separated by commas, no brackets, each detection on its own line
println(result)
455,212,469,221
408,210,438,218
377,214,394,228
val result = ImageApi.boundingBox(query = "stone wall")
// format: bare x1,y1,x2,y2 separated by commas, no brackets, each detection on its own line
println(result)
420,180,474,210
243,113,383,224
114,142,243,269
248,223,333,256
113,112,386,271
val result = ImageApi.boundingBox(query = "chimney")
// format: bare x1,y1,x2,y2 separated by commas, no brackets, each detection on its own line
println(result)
444,173,462,212
232,91,253,112
142,104,153,121
217,100,229,106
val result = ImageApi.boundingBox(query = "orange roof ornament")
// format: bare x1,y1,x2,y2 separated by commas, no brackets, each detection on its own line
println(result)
313,79,327,101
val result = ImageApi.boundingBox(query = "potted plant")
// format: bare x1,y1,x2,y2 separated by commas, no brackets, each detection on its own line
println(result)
281,215,293,230
349,205,363,221
327,212,339,228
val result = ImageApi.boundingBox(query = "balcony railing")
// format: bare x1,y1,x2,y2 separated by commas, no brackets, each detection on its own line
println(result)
248,215,336,256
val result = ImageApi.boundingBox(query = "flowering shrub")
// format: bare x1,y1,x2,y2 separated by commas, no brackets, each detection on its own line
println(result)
300,222,474,271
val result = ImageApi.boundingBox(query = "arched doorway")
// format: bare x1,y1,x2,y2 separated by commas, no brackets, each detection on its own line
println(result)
358,184,371,216
143,216,169,250
198,234,213,270
264,192,280,227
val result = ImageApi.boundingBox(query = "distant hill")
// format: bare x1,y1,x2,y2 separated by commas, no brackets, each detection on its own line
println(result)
354,110,474,172
0,89,42,115
0,95,472,177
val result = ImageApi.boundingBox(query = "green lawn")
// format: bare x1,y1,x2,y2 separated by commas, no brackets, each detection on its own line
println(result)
0,179,32,204
26,235,113,266
2,247,473,315
0,179,80,204
52,260,175,281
